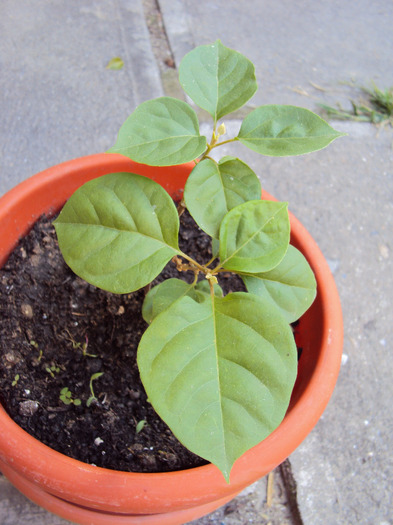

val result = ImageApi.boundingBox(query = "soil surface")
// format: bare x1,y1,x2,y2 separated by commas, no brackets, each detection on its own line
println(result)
0,211,245,473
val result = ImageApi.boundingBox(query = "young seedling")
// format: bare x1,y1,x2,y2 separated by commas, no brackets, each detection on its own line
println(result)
45,364,60,378
86,372,104,407
59,387,82,406
12,374,20,387
64,329,97,358
54,40,344,481
135,420,147,435
30,340,43,363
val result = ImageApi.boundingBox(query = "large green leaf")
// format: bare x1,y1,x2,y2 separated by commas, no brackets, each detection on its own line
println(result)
107,97,207,166
179,40,257,122
184,158,261,239
137,291,297,481
237,105,345,156
54,173,180,293
241,245,317,322
219,200,290,273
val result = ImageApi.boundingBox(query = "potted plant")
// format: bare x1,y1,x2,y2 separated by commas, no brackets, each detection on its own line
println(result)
0,41,344,524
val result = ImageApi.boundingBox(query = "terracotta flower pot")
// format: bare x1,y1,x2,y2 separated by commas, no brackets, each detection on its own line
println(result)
0,154,343,525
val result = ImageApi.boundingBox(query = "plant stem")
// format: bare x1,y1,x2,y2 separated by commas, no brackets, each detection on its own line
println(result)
178,252,206,273
200,135,237,162
205,255,218,267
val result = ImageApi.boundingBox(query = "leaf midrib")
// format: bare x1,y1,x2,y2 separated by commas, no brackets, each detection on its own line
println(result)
211,294,228,471
58,222,179,254
241,272,314,291
114,133,202,149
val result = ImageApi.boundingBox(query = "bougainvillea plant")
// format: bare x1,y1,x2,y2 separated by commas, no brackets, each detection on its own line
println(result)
54,40,344,481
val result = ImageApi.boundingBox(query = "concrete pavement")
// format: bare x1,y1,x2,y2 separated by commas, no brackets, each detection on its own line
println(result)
1,0,393,523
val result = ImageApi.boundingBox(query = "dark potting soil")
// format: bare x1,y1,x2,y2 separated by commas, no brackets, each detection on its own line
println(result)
0,210,246,473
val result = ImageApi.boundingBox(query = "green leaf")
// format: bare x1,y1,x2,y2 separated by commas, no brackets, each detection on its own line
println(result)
136,420,147,434
212,238,220,258
107,97,207,166
219,200,290,273
106,57,124,70
137,291,297,481
54,173,180,293
142,278,198,324
179,40,257,122
142,278,223,324
184,158,261,239
91,372,104,381
237,105,345,156
241,245,317,322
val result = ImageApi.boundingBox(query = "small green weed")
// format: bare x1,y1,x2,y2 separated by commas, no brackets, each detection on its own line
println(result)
135,419,147,434
64,329,97,358
86,372,104,407
46,364,60,378
320,83,393,126
59,387,81,406
30,340,43,362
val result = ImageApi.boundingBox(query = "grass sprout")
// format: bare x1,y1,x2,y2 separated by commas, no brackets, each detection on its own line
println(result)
86,372,104,407
320,83,393,127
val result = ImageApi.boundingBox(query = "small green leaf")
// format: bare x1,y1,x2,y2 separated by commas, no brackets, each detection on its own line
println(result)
90,372,104,381
137,292,297,481
219,200,290,273
136,420,147,434
237,105,345,156
54,173,180,293
73,399,82,406
107,97,207,166
184,158,261,239
142,278,198,324
106,57,124,70
179,40,257,122
241,245,317,322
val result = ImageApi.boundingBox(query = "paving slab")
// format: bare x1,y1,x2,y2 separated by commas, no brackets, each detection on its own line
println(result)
159,0,393,109
0,0,163,196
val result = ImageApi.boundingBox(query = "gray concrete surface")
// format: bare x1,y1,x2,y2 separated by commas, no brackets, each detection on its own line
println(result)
0,0,163,196
1,1,393,524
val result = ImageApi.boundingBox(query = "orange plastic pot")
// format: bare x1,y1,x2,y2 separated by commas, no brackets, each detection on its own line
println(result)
0,154,343,524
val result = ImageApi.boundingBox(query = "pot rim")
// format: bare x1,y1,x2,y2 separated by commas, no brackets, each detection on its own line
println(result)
0,153,343,511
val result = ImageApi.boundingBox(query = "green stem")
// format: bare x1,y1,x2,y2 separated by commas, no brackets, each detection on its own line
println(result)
210,137,237,149
205,255,218,267
199,133,237,162
209,277,216,298
178,251,207,274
